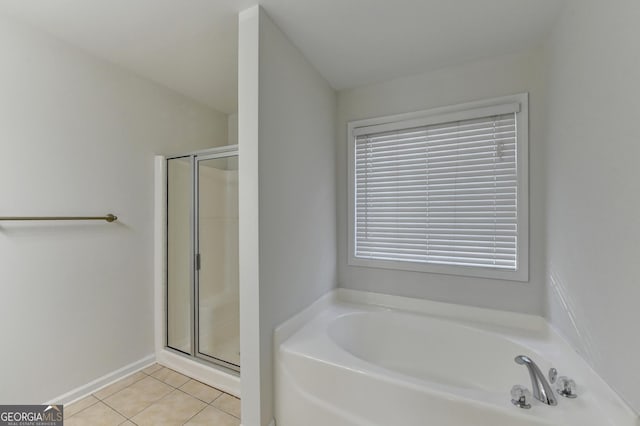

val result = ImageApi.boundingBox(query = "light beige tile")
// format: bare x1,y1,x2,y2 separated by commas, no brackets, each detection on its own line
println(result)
65,401,125,426
185,405,240,426
179,379,222,403
103,376,173,418
64,395,99,419
142,363,163,375
212,393,241,418
131,389,206,426
119,422,136,426
94,371,147,400
151,366,190,388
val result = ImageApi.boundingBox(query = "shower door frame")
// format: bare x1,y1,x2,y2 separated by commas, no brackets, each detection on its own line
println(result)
165,145,239,374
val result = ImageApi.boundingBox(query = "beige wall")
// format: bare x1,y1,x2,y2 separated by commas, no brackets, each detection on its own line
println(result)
337,48,548,315
238,6,338,425
544,0,640,414
0,13,227,403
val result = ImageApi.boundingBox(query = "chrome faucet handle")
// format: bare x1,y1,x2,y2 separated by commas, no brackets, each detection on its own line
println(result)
556,376,577,398
548,368,558,384
511,385,532,409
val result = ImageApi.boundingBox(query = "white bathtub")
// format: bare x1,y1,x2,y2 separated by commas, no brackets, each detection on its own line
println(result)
274,290,638,426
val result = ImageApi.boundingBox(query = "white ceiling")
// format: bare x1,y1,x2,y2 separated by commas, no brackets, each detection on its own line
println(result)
261,0,564,90
0,0,254,114
0,0,564,114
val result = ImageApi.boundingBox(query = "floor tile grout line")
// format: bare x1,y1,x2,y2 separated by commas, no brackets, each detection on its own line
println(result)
210,391,224,403
181,402,210,425
101,401,128,423
184,377,228,398
209,393,241,419
174,386,216,404
150,366,193,390
64,396,101,420
210,404,241,419
99,397,133,422
186,392,222,405
207,403,242,421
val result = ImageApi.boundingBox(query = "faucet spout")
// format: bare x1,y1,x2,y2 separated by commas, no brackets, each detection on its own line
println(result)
514,355,557,406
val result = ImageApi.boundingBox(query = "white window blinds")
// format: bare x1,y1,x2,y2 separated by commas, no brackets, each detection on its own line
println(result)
354,112,518,270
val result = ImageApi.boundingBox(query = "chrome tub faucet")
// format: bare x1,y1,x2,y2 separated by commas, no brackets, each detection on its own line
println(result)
514,355,558,406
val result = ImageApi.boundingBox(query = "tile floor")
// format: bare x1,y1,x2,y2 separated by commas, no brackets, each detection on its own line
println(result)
64,364,240,426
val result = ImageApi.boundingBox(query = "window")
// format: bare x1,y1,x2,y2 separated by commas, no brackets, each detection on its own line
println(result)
347,94,528,281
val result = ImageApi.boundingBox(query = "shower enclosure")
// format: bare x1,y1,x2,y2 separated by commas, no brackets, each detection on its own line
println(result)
165,145,239,372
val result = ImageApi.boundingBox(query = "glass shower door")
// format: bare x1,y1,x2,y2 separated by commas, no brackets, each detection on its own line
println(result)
195,155,239,369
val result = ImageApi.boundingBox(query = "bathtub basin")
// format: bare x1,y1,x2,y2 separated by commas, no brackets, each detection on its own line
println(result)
274,289,638,426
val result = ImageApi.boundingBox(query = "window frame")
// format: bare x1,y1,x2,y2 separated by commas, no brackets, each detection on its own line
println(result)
347,93,529,282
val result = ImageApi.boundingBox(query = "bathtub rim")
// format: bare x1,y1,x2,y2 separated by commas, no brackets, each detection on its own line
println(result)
274,288,547,350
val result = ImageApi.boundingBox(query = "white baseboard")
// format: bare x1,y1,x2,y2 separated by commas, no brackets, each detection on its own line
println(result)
157,348,240,397
45,354,155,405
240,420,275,426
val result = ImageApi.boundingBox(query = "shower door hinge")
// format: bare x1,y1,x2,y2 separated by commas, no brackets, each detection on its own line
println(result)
195,253,201,270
